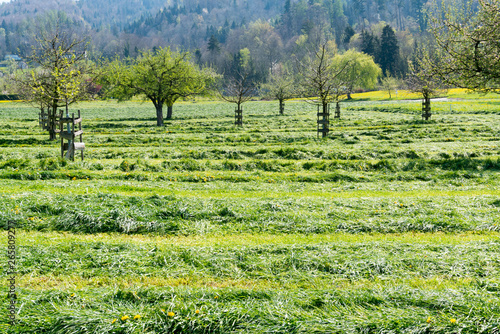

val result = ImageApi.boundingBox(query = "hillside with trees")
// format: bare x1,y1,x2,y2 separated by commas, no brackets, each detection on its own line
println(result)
0,0,478,85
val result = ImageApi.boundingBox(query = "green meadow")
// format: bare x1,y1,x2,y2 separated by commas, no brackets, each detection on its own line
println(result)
1,91,500,333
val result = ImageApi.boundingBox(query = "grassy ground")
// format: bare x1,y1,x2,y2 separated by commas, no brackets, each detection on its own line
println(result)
1,93,500,333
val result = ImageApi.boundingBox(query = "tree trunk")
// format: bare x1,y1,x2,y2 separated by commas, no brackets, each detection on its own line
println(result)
279,100,285,115
167,105,173,120
156,104,164,126
347,92,352,100
422,97,431,121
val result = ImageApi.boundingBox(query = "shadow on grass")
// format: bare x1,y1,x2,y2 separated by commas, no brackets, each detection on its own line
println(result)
0,137,52,147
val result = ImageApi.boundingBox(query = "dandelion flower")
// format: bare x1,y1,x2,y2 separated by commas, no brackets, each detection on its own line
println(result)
195,310,200,314
426,316,431,323
134,315,141,320
450,318,457,324
70,293,75,297
167,312,175,317
72,177,76,180
111,319,117,324
121,315,129,321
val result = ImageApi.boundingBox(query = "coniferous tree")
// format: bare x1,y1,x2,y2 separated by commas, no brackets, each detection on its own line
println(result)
342,25,355,47
361,30,379,60
207,35,220,54
284,0,291,13
378,25,401,76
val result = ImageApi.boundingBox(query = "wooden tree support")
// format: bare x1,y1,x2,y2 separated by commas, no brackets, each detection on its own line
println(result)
58,110,85,161
235,108,243,126
422,98,431,120
49,109,60,140
334,102,341,119
39,108,60,139
39,108,49,130
317,104,330,138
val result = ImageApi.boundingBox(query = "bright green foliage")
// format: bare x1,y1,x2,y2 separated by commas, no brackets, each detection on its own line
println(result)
13,26,90,140
32,56,82,113
102,47,217,126
334,49,382,98
379,73,400,99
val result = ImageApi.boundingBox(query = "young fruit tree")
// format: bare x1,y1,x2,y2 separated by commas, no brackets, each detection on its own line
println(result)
406,48,446,120
296,42,350,137
13,23,93,140
259,64,296,115
218,49,259,126
102,47,216,126
426,0,500,92
379,73,400,100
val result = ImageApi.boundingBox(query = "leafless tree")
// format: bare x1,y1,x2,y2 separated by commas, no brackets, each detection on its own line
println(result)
406,48,446,120
296,42,350,137
218,70,256,126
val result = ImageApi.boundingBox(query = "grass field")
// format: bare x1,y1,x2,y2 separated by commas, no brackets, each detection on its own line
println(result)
1,92,500,333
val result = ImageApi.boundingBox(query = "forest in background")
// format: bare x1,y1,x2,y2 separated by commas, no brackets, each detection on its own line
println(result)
0,0,465,86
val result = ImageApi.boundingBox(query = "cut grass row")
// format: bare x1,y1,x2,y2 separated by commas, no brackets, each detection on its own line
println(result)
2,284,499,333
2,190,499,235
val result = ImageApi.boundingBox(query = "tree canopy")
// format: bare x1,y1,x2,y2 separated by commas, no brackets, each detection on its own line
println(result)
427,0,500,93
333,49,381,99
296,42,350,108
102,47,216,126
13,18,92,140
259,64,296,115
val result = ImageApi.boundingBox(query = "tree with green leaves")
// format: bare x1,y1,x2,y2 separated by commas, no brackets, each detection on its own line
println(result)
361,30,379,60
379,72,400,99
336,49,381,100
207,35,221,54
103,47,216,126
259,64,296,115
426,0,500,93
13,19,92,140
342,25,355,48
